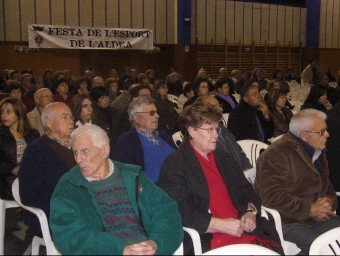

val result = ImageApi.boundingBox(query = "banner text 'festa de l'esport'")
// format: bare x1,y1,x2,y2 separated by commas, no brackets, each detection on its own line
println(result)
28,24,154,50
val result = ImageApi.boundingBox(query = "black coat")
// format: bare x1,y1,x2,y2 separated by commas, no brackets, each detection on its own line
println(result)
227,100,274,143
0,126,39,175
159,140,281,252
326,101,340,192
215,94,238,113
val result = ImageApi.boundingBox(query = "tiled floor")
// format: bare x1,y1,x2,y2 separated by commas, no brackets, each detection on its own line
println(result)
4,208,34,255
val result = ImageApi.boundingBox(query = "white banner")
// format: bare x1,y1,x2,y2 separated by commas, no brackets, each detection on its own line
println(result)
28,24,153,50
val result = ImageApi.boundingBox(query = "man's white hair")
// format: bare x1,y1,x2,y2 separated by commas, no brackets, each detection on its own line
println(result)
70,124,109,149
289,108,327,137
40,102,66,130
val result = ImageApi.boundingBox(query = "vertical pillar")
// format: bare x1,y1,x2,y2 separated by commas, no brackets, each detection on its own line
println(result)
177,0,191,44
306,0,320,47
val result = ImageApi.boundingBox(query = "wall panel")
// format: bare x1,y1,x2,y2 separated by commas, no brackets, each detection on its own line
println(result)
260,4,269,43
331,0,339,48
51,0,64,25
234,2,244,44
215,0,225,43
79,0,93,27
206,0,215,43
0,1,5,41
4,0,20,41
119,0,131,28
155,0,167,43
166,0,176,44
20,0,35,40
252,3,261,44
144,0,155,39
93,0,106,27
243,3,252,43
106,0,119,27
284,6,293,45
65,0,79,26
131,0,143,28
35,0,50,25
225,1,235,43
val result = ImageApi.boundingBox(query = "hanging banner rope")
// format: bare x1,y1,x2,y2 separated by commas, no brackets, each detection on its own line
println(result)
28,24,153,50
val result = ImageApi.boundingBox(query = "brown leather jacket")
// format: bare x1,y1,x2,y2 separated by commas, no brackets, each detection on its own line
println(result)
255,132,337,224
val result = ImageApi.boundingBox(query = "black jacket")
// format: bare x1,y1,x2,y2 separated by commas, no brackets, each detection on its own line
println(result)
159,140,281,252
227,100,274,143
0,126,39,175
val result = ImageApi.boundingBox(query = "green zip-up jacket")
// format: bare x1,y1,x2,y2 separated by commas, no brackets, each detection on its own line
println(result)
50,161,183,255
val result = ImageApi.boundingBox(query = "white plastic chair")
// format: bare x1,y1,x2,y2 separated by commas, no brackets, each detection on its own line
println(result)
0,198,19,254
309,227,340,255
288,100,303,114
244,170,301,255
232,93,241,103
202,243,280,255
167,94,180,112
237,139,268,168
11,178,61,255
173,242,184,255
172,131,183,147
222,113,229,126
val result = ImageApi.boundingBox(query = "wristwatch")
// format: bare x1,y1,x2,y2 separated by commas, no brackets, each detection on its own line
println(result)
246,203,258,216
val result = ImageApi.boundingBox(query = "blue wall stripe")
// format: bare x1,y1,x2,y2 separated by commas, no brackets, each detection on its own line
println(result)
177,0,191,44
306,0,320,47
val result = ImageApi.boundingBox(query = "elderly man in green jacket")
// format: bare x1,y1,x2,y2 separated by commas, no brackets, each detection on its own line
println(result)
50,124,183,255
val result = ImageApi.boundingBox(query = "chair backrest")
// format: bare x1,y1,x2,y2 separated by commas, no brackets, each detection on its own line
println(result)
222,113,229,126
237,139,268,168
288,100,303,113
232,93,241,103
202,244,280,255
172,131,183,147
167,94,180,112
243,167,256,185
309,227,340,255
12,179,61,255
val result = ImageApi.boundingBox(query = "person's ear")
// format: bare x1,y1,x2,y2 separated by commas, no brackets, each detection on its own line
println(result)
102,144,110,158
300,131,308,143
188,126,195,139
45,118,53,131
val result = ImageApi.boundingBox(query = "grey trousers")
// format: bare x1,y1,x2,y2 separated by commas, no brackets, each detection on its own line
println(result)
282,215,340,255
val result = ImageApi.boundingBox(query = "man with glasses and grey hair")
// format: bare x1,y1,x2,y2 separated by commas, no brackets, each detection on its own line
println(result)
255,108,340,255
112,96,176,182
19,102,76,236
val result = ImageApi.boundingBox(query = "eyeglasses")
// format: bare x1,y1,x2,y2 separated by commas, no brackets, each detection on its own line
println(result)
136,110,158,116
196,126,221,134
304,128,328,136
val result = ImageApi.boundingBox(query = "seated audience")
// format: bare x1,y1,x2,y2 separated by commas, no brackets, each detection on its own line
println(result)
326,100,340,214
105,77,120,103
27,88,53,136
53,79,73,107
183,78,210,109
166,72,183,97
113,96,176,182
197,95,252,171
0,98,39,199
255,109,340,254
70,94,94,128
266,88,293,137
20,73,35,112
5,80,23,101
19,102,76,236
50,124,183,255
301,85,332,113
74,77,90,96
159,102,283,254
153,80,179,135
214,79,238,113
228,79,274,143
90,86,112,138
92,76,105,87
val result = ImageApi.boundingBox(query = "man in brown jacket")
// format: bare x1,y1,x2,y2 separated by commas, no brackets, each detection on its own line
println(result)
255,108,340,255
